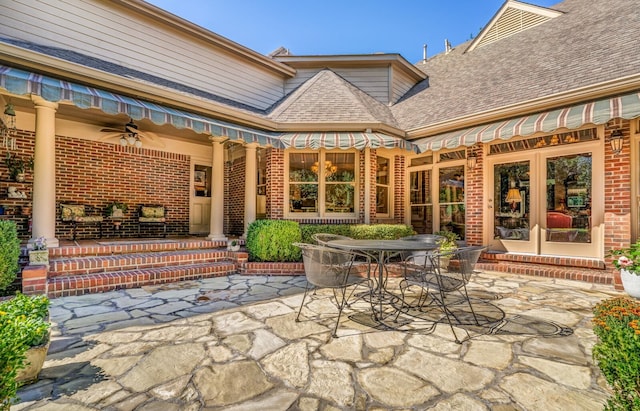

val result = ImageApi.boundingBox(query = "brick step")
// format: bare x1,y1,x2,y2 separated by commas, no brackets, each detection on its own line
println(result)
48,248,233,277
49,239,230,258
47,261,236,298
476,261,613,285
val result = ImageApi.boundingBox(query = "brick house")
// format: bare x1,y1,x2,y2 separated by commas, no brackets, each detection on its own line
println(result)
0,0,639,287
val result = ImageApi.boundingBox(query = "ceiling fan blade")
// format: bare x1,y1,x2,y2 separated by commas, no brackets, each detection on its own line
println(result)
100,127,123,133
138,131,166,148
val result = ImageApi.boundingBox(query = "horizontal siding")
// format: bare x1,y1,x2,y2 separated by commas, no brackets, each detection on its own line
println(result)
1,0,285,110
284,67,390,105
391,68,417,104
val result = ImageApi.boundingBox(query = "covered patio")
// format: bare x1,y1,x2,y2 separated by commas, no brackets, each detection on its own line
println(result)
16,270,617,409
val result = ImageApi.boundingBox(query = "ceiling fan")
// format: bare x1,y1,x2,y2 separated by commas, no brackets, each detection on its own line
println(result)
99,119,165,148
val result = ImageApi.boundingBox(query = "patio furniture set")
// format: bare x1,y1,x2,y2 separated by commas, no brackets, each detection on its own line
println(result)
294,234,495,343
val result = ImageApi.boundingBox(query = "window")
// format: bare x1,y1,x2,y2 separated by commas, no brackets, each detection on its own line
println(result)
287,151,356,216
376,156,390,215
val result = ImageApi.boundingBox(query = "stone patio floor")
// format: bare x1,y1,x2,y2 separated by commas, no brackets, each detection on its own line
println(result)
13,271,622,410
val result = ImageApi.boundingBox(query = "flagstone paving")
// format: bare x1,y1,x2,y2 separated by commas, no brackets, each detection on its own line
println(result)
13,272,622,410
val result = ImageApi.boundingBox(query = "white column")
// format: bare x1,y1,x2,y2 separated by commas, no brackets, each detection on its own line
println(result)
207,137,227,241
243,143,258,237
31,96,59,248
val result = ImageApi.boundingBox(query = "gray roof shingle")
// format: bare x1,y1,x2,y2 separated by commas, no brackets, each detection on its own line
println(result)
392,0,640,131
267,69,399,127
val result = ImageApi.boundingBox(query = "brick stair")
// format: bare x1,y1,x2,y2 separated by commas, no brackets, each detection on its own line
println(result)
44,239,242,297
477,251,614,285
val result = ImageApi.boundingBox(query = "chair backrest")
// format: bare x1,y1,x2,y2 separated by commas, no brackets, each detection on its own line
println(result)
449,245,487,279
311,233,353,246
547,212,572,228
293,242,356,288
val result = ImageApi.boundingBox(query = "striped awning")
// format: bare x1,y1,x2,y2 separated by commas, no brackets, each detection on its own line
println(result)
0,65,281,147
415,91,640,152
280,132,419,153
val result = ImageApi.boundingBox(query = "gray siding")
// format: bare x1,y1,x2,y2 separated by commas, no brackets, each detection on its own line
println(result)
1,0,285,110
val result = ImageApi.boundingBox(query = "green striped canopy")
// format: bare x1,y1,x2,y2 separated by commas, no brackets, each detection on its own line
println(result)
415,91,640,152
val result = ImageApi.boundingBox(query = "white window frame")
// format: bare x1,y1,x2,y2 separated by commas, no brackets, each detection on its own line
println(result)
285,149,358,218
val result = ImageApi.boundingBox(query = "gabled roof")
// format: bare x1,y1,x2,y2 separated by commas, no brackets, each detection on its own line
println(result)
393,0,640,135
268,69,400,129
467,0,563,52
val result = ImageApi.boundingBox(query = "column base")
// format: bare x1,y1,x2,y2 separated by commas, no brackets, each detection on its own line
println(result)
207,234,228,242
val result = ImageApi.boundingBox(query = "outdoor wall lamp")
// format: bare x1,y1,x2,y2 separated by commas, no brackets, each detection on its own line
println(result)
609,129,623,155
467,151,478,171
1,102,17,150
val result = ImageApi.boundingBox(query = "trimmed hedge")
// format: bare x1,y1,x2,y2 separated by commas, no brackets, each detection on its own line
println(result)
246,220,302,262
301,223,414,243
0,221,20,292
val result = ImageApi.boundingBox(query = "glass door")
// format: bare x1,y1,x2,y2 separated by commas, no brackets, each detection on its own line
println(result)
490,159,535,253
438,165,465,240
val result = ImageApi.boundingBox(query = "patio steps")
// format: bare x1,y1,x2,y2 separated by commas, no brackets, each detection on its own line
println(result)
44,239,243,297
477,251,613,285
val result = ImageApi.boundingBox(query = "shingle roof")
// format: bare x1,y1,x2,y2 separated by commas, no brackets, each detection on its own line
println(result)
267,69,399,127
392,0,640,131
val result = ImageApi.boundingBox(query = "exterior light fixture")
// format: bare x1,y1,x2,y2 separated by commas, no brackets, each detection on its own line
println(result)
609,129,623,155
2,102,17,150
467,151,477,171
119,119,142,148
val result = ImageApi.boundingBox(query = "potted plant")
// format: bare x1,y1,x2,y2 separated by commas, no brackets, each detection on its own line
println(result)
592,296,640,409
228,239,240,252
106,201,128,218
435,230,460,268
4,153,33,182
0,293,50,408
609,239,640,298
28,236,48,266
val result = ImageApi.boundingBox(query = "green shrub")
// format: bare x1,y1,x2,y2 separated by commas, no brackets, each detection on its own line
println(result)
301,223,414,243
592,296,640,410
246,220,302,262
0,221,20,292
347,224,414,240
300,224,352,243
0,293,50,410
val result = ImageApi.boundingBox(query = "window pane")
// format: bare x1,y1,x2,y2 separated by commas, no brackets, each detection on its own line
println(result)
325,184,354,212
439,166,465,240
411,205,434,234
289,153,318,213
546,153,592,243
410,170,431,205
376,156,390,214
494,161,530,241
325,153,355,182
289,153,318,182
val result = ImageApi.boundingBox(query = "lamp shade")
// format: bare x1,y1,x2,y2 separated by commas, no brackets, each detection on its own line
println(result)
505,188,522,203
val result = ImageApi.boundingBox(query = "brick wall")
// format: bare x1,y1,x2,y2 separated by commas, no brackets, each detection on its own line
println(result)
56,136,190,239
465,145,483,246
0,130,35,239
604,119,632,288
225,155,245,236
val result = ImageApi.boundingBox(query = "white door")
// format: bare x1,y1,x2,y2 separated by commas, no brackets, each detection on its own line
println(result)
190,164,211,234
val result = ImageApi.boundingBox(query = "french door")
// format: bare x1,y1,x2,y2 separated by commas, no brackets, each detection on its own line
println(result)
487,139,602,258
409,162,466,241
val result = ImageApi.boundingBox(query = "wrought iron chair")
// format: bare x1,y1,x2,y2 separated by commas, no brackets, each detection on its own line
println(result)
311,233,353,246
293,242,373,337
398,245,488,343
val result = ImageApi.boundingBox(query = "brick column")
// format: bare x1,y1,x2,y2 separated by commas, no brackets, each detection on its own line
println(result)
22,265,48,295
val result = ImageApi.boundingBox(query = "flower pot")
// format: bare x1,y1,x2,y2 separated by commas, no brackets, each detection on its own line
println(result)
29,250,49,266
621,269,640,299
16,331,51,384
